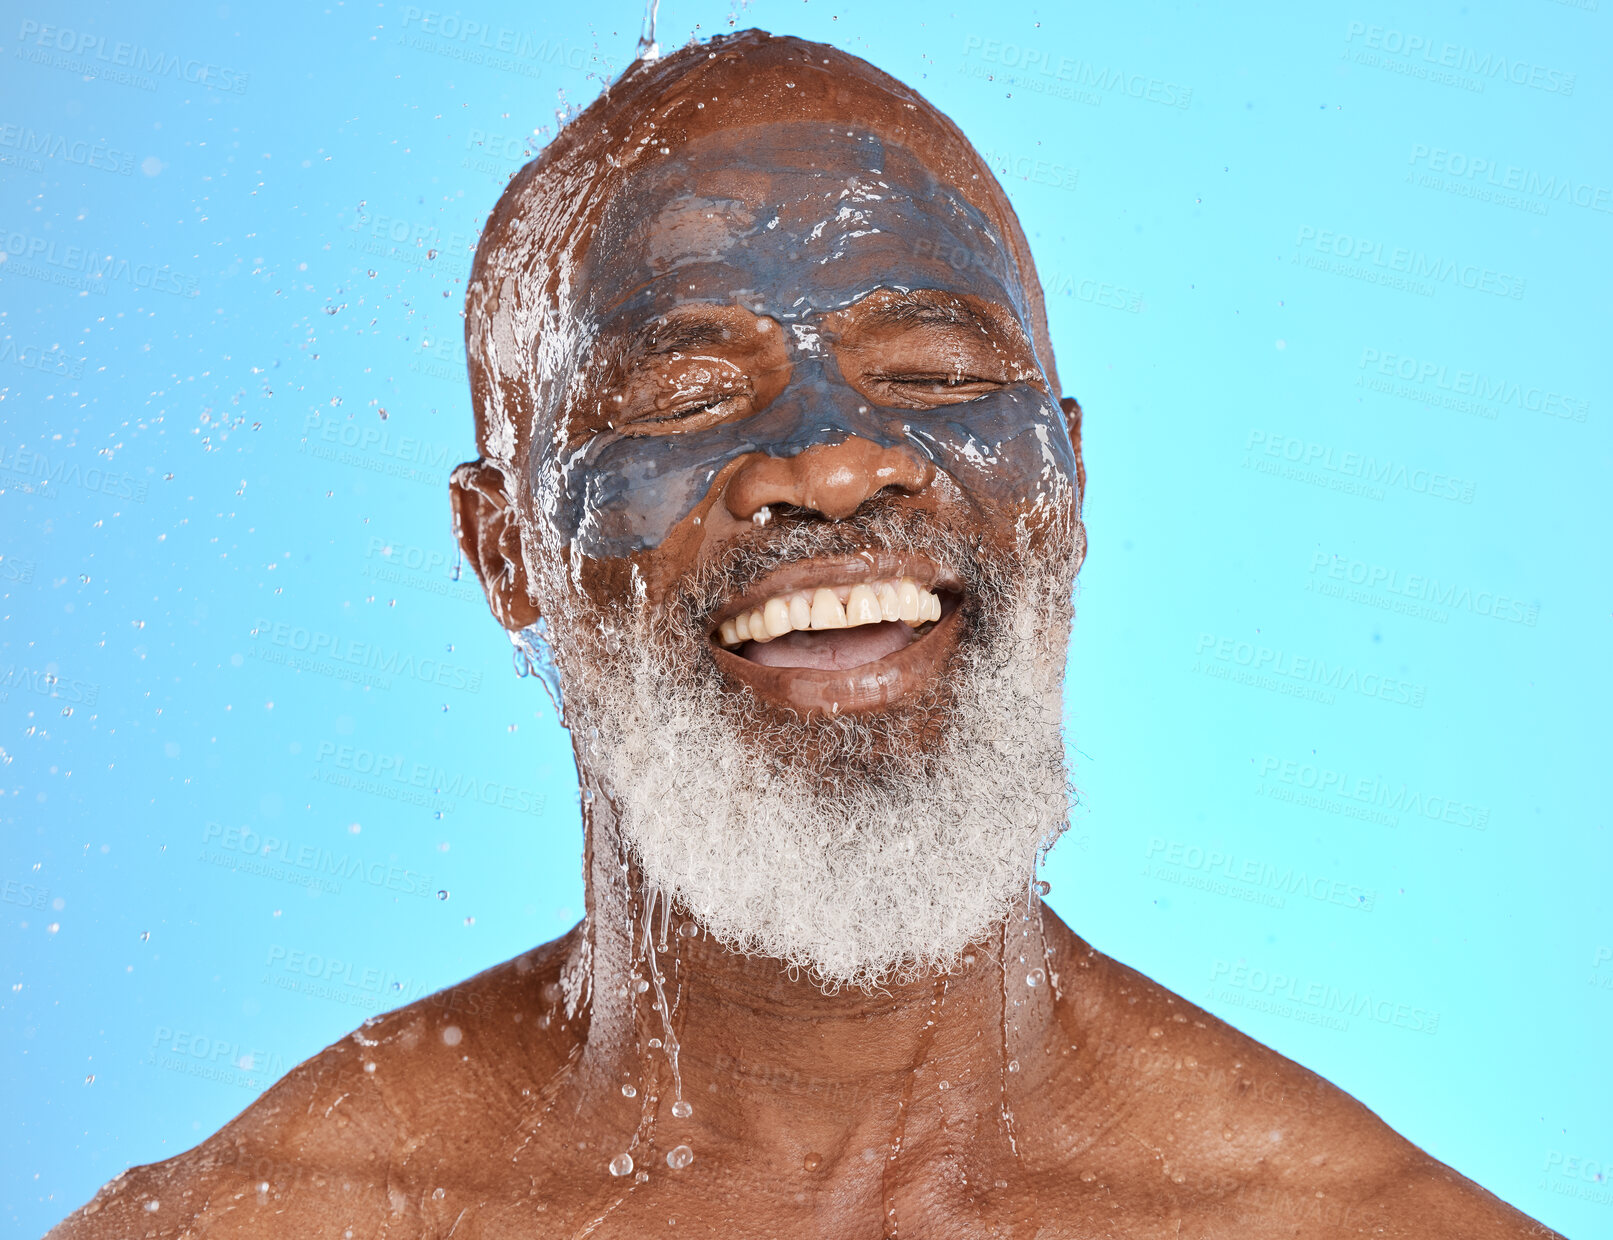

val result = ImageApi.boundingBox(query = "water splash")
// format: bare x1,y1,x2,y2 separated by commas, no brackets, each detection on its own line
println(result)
512,618,564,723
636,0,662,62
554,86,582,130
998,922,1020,1158
639,887,686,1114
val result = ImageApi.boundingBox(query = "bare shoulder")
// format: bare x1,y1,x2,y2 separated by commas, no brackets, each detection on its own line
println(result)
1044,915,1561,1238
46,929,582,1239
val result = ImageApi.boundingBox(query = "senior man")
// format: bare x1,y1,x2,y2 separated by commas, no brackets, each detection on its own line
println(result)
52,31,1558,1240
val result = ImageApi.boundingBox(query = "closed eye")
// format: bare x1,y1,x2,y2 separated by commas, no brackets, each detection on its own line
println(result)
880,373,1001,386
864,371,1008,405
618,392,752,436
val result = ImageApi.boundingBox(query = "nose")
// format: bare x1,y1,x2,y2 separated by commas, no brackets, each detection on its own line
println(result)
723,436,935,522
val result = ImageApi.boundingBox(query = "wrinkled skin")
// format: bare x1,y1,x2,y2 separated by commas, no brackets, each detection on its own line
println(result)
49,32,1557,1240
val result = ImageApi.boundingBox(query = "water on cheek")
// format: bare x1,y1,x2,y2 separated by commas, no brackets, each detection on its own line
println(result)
551,383,1075,560
908,389,1078,518
555,356,881,555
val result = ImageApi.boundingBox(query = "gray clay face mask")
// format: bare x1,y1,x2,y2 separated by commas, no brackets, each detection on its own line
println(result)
535,123,1079,558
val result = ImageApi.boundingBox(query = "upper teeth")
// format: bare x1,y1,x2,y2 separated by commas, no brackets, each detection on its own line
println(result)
717,577,943,648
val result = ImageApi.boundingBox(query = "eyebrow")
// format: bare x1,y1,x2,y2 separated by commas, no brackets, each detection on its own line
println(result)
619,291,1014,363
863,292,1000,334
633,315,739,358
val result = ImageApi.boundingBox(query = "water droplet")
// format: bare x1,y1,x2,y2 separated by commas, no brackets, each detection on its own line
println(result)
666,1144,694,1170
1026,972,1040,987
608,1152,634,1177
634,978,650,993
1007,1058,1020,1073
139,930,150,942
621,1083,637,1098
677,922,699,938
84,1074,95,1085
1035,880,1051,896
637,0,662,60
670,1099,692,1119
437,890,449,900
647,1037,662,1049
802,1152,822,1171
426,249,438,260
441,1025,462,1046
431,1187,445,1200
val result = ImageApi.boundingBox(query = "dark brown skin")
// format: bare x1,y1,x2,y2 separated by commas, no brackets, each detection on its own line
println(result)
44,909,1566,1239
49,32,1560,1240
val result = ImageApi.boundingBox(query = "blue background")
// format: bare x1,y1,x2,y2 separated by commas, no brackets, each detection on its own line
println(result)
2,0,1609,1235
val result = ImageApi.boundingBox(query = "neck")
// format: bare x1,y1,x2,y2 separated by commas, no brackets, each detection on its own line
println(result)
559,761,1068,1169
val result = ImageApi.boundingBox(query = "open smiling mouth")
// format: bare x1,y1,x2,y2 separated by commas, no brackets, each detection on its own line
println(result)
707,555,965,715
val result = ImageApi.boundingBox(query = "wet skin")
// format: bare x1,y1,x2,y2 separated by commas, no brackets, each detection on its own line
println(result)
532,122,1081,714
50,34,1559,1240
552,124,1075,560
47,913,1564,1240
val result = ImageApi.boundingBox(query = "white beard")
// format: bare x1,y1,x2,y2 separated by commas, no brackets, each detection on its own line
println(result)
550,522,1080,993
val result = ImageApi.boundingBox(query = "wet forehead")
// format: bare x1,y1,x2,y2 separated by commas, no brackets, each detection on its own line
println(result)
581,123,1030,336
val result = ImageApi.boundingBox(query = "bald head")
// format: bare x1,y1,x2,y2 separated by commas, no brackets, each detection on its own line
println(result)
463,30,1063,475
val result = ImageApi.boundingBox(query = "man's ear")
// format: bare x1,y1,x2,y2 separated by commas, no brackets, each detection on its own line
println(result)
449,460,541,632
1060,396,1086,507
